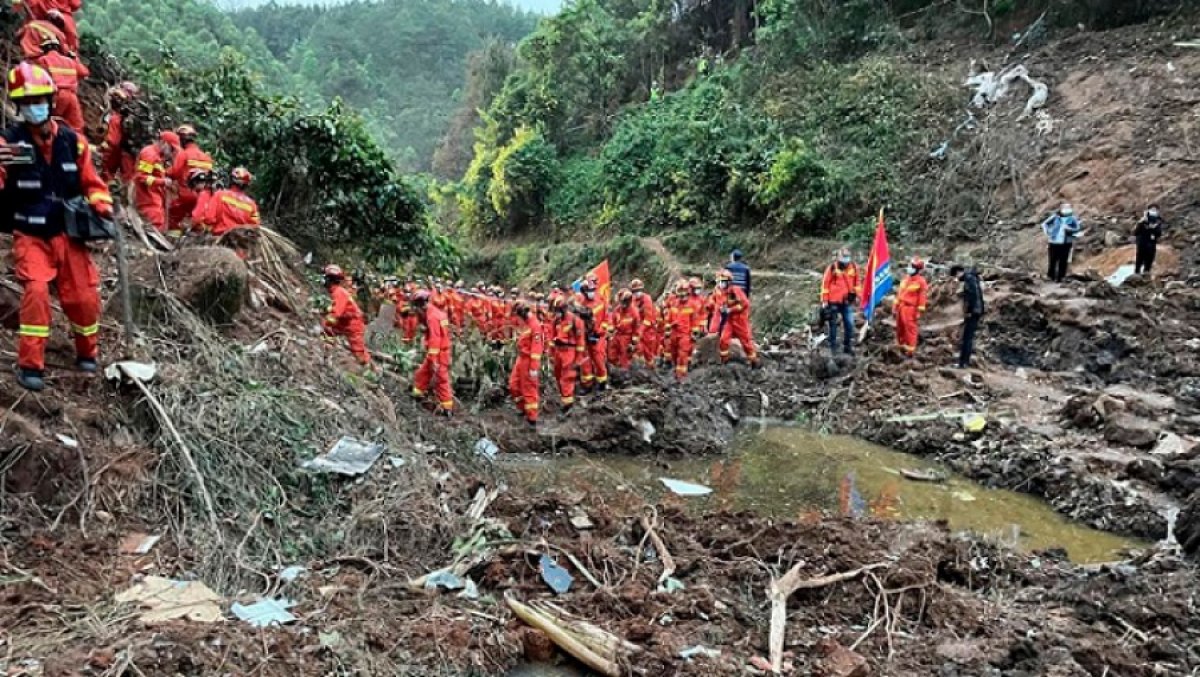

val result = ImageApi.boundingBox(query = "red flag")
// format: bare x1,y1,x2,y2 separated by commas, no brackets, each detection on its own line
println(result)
587,259,611,304
860,209,893,321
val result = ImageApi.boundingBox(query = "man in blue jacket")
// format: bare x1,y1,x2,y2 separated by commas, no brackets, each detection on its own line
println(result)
725,249,751,296
1042,203,1082,282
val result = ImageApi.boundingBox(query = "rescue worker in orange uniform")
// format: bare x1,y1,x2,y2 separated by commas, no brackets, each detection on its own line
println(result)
17,19,65,61
100,81,138,183
394,282,421,346
894,257,929,358
551,295,585,412
31,33,86,132
166,124,213,236
711,270,759,366
663,280,704,380
410,290,454,415
630,279,659,365
509,300,545,426
133,131,178,232
15,0,81,55
821,248,860,355
576,277,610,392
200,167,260,237
465,282,490,332
322,264,371,365
608,288,640,369
0,63,113,391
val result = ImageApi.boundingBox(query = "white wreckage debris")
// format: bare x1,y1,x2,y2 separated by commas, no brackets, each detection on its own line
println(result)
964,62,1049,118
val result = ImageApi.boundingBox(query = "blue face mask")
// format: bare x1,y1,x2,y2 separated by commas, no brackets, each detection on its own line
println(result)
839,256,852,265
21,103,50,125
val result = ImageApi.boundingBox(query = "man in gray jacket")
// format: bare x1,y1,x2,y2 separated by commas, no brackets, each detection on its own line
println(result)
1042,203,1082,282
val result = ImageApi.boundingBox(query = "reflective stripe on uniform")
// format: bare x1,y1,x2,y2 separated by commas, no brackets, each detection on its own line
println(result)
19,324,50,338
221,195,255,213
71,322,99,337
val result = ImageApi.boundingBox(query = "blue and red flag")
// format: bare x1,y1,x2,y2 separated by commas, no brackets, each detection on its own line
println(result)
860,209,893,321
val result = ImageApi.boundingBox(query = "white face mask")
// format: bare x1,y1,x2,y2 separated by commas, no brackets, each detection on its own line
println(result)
1148,210,1159,219
906,266,917,275
1060,208,1074,217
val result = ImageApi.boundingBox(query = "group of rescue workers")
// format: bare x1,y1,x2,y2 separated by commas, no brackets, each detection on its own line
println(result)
0,0,262,391
317,256,762,426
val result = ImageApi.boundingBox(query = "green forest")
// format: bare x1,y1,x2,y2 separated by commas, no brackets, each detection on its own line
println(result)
80,0,539,172
77,0,1183,274
447,0,1180,249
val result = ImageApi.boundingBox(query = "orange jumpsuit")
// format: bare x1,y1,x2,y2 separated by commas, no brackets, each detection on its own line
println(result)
412,304,454,412
633,292,659,363
895,274,928,356
396,292,420,345
100,109,134,183
710,285,758,364
466,294,489,332
167,143,214,235
201,187,260,236
552,310,585,408
1,121,112,373
32,49,87,132
16,19,67,60
665,294,705,380
15,0,80,54
133,143,170,232
324,284,370,365
578,297,610,389
608,302,640,369
509,313,545,423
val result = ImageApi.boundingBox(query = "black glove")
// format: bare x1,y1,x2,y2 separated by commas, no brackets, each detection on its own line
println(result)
847,293,858,306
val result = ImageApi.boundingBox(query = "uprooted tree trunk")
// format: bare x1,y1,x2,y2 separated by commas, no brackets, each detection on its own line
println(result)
768,562,889,673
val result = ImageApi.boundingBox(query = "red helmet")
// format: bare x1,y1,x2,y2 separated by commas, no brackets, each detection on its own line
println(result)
176,124,197,141
675,280,689,294
688,277,703,289
551,295,568,311
910,256,925,271
715,269,733,282
7,63,55,100
630,278,644,291
617,288,633,303
411,290,432,304
158,130,181,149
231,167,253,187
323,264,345,280
39,32,60,49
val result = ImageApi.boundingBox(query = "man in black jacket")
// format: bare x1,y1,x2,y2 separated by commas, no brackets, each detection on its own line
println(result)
950,265,985,369
1132,204,1167,276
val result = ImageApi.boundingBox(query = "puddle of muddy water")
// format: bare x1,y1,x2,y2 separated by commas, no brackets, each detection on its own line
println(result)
507,426,1145,564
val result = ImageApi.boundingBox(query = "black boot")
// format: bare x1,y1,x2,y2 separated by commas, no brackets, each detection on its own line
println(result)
17,369,45,392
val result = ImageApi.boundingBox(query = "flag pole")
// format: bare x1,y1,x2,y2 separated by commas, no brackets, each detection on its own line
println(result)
858,208,886,345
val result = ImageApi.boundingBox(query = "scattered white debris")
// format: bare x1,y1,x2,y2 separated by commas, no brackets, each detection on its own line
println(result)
231,597,297,627
659,478,713,496
105,361,158,384
55,434,78,449
115,576,222,624
302,436,385,476
475,438,499,461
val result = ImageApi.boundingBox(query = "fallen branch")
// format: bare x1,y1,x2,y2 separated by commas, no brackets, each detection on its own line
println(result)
769,562,889,673
507,597,621,677
639,512,676,584
125,367,222,541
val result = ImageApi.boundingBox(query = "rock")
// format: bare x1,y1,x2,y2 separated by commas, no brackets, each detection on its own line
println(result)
1177,492,1200,555
1104,415,1162,449
128,246,249,326
1152,432,1191,457
814,638,869,677
1125,458,1164,484
1104,385,1176,416
0,281,18,330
